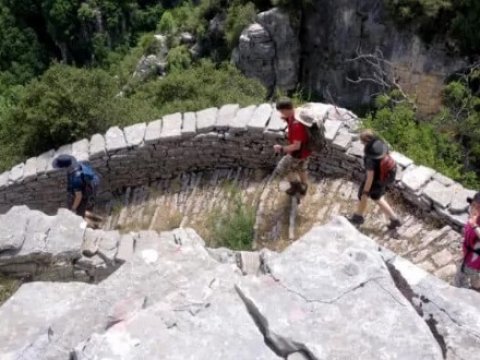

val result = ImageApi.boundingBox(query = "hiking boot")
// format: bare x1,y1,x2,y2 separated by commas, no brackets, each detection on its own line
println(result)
347,214,365,226
298,183,308,196
286,182,301,196
387,218,402,230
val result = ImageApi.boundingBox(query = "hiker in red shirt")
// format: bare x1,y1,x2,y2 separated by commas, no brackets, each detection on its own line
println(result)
347,129,401,230
454,192,480,290
273,98,312,197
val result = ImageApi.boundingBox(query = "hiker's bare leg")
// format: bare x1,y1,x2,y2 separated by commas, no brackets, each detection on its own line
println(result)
299,170,308,185
356,195,369,216
287,171,300,183
375,197,398,220
85,210,103,222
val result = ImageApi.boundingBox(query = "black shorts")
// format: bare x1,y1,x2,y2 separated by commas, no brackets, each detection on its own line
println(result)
358,180,386,201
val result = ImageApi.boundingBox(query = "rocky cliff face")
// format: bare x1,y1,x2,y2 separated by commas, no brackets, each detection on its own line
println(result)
235,1,466,115
1,209,479,359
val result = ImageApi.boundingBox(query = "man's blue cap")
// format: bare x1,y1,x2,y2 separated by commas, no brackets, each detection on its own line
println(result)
52,154,77,169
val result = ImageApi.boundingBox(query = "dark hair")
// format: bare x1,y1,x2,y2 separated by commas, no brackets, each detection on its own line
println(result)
276,97,293,110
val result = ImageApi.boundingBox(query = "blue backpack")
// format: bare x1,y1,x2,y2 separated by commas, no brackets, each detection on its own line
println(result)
79,163,100,192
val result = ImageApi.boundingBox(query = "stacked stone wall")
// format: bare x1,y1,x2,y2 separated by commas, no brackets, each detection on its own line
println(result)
0,103,473,231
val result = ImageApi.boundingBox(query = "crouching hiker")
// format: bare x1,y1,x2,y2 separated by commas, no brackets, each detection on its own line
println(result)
347,129,401,230
454,192,480,291
52,155,102,228
272,98,322,197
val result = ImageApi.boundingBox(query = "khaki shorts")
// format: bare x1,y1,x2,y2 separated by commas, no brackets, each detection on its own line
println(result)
454,263,480,289
273,155,309,178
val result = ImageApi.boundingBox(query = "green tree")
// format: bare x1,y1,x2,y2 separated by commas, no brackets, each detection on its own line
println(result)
225,2,257,48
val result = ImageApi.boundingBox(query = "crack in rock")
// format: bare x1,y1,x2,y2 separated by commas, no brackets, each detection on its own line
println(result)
385,261,447,359
269,273,385,304
235,285,318,360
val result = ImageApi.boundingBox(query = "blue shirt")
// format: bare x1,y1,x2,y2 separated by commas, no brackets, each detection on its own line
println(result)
67,166,85,194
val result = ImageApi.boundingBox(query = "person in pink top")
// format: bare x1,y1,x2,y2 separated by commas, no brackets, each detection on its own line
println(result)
454,192,480,290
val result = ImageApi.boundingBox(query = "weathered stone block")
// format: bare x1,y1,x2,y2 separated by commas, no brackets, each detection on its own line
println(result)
89,134,106,159
145,119,162,144
196,107,218,133
390,151,414,168
182,112,196,137
448,185,475,214
160,113,182,140
400,166,435,192
347,140,364,157
9,163,24,183
332,131,353,151
230,105,256,133
124,123,146,146
72,139,90,162
266,109,285,132
0,172,9,190
247,103,272,132
422,180,453,209
324,119,342,141
216,104,239,130
105,127,128,153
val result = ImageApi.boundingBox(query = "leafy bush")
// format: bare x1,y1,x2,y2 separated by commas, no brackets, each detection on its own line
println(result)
363,93,479,188
225,2,257,48
166,45,192,72
208,185,256,250
132,59,266,115
0,64,158,163
0,60,267,172
158,10,177,34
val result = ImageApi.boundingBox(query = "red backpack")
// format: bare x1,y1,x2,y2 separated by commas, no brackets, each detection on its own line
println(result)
379,154,397,185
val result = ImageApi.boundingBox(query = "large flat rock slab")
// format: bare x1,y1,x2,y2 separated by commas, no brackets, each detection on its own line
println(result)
386,254,480,360
236,217,444,359
0,206,29,252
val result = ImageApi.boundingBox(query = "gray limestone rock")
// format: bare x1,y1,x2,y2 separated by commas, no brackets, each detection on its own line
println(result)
182,112,197,137
160,113,182,140
72,139,90,162
236,217,444,359
266,108,286,133
23,158,38,182
0,171,9,189
234,8,300,92
105,126,128,153
89,134,106,159
324,119,342,141
8,163,24,183
391,151,414,168
0,206,29,252
401,166,436,193
233,23,275,89
124,123,146,147
216,104,239,130
230,105,256,133
332,131,353,151
35,150,55,176
196,107,218,133
145,119,162,144
387,255,480,359
248,103,272,132
422,180,453,209
448,185,475,214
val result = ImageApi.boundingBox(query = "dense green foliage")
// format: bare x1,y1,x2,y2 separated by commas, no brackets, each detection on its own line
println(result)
0,60,266,172
385,0,480,54
364,88,480,188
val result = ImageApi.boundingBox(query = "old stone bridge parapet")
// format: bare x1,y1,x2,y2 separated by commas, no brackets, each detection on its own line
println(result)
0,103,474,231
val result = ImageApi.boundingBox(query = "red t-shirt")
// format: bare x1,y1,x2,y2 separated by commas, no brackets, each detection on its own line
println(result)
463,222,480,270
287,115,311,159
